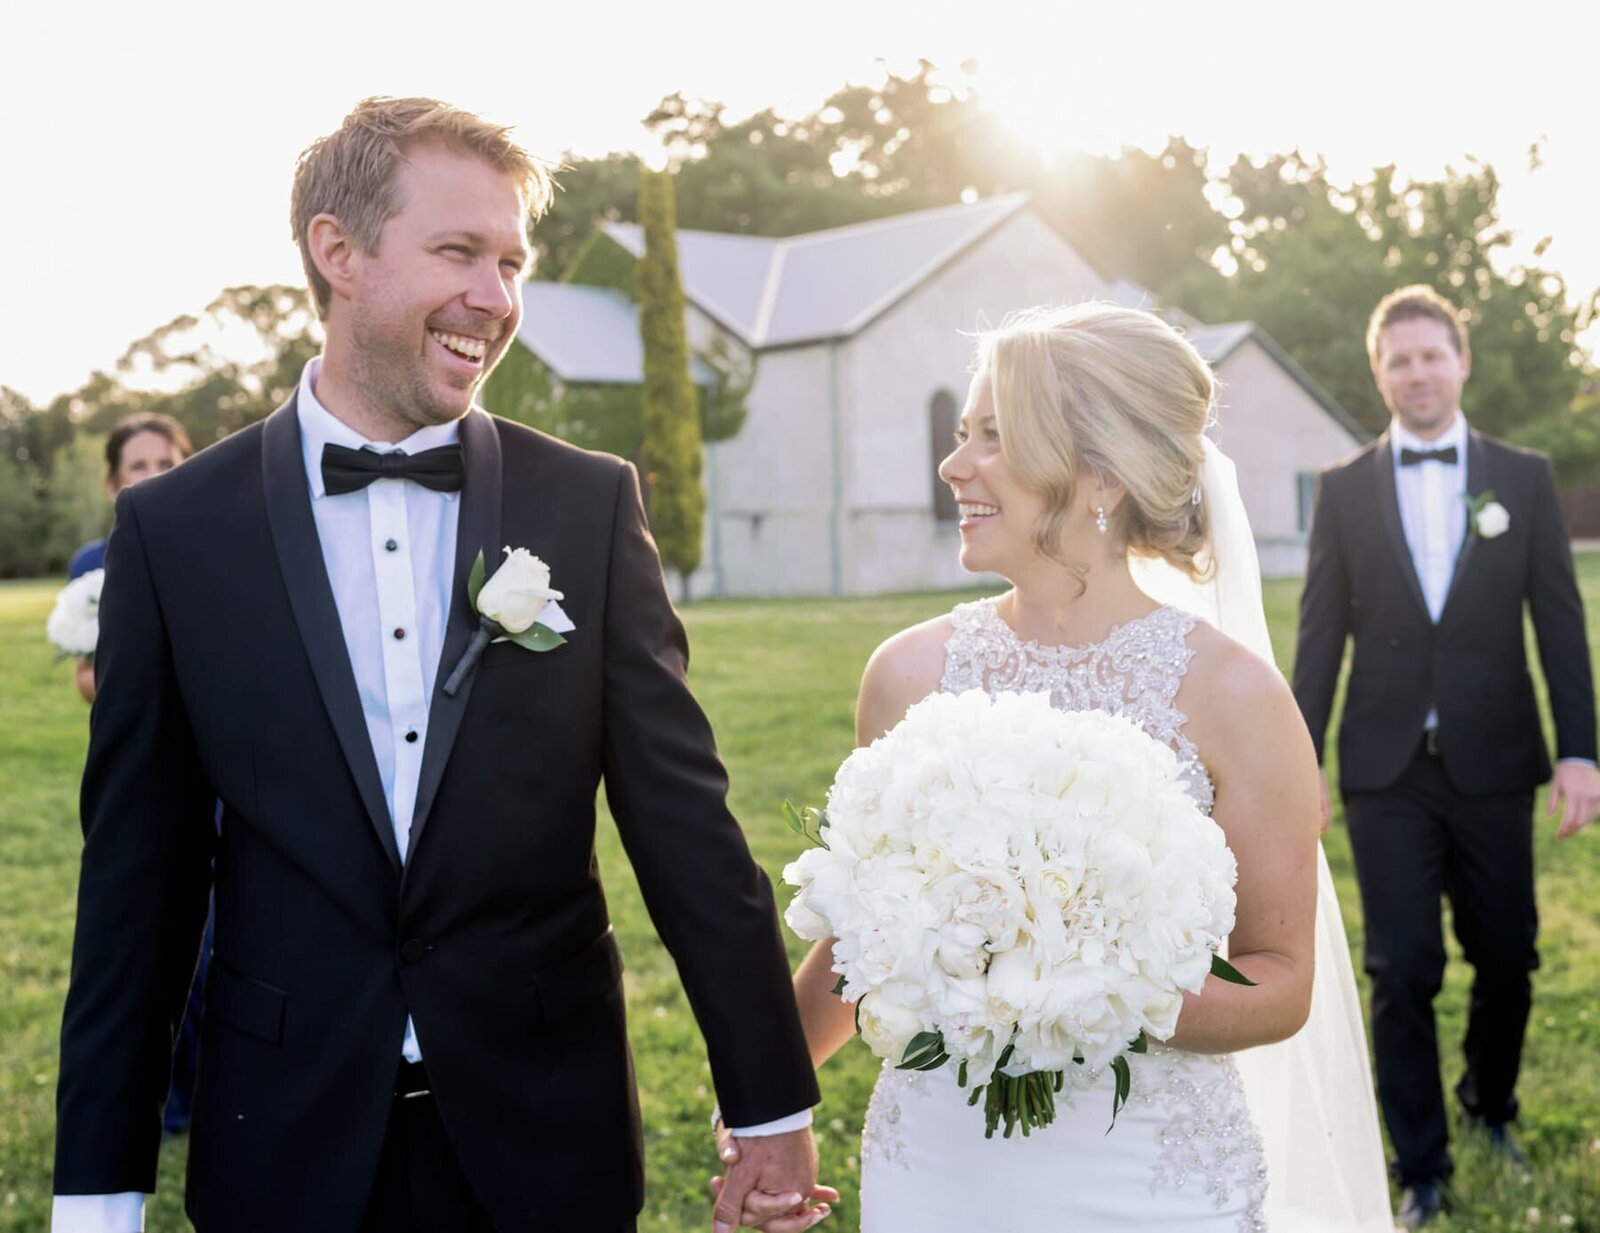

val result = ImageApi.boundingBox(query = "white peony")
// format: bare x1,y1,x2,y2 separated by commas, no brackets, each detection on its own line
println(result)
782,689,1240,1138
46,570,103,658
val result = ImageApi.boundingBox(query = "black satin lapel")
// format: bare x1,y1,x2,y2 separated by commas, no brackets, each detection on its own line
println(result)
261,400,401,871
409,408,502,857
1441,430,1489,615
1372,434,1430,617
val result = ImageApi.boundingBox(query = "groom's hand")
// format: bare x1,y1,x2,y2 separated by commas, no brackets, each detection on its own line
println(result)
1549,760,1600,840
712,1125,830,1232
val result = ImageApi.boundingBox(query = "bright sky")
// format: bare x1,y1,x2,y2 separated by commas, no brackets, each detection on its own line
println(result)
3,0,1596,406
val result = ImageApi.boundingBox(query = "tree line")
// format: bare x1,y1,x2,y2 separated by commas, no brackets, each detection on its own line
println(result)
4,62,1594,578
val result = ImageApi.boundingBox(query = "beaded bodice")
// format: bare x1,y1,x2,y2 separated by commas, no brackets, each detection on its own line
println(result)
940,597,1216,814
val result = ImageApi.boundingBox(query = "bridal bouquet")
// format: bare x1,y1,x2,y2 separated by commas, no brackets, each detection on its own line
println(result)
783,689,1248,1139
46,569,104,660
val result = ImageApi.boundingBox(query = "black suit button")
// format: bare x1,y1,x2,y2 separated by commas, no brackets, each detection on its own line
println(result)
400,939,427,964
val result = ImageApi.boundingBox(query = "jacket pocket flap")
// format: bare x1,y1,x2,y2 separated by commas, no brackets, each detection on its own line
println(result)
534,927,623,1023
210,962,287,1045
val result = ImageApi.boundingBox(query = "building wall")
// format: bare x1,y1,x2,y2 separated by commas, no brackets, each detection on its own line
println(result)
1210,339,1364,576
836,210,1110,595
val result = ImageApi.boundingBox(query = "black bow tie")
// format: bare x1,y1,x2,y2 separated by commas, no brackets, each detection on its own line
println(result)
1399,445,1459,467
321,443,465,495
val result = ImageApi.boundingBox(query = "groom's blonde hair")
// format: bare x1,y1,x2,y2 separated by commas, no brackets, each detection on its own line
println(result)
291,96,553,319
978,303,1215,580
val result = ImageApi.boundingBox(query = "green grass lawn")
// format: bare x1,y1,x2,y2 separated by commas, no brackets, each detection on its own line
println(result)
5,566,1600,1231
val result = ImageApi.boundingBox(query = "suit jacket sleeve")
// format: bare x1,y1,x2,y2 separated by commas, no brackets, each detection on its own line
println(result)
597,464,819,1127
1291,468,1353,764
54,492,217,1193
1525,455,1597,762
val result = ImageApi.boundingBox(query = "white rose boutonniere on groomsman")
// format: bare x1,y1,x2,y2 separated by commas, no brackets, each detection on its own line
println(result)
46,568,104,660
443,548,575,696
1465,490,1510,540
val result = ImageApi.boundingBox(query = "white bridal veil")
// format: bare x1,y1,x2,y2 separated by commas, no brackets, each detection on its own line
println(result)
1130,440,1395,1232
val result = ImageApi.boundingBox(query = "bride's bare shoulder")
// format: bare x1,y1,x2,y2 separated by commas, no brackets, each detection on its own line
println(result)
1180,621,1310,765
857,613,955,742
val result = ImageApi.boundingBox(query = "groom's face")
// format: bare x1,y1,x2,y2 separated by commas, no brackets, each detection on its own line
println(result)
344,142,529,431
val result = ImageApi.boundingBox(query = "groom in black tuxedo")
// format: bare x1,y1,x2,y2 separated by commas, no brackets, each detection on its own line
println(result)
1293,285,1599,1227
52,98,822,1233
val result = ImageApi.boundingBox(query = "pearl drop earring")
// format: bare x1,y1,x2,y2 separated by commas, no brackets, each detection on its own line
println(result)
1094,506,1109,534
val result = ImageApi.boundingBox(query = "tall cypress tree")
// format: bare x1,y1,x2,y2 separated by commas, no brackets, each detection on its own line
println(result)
636,167,705,597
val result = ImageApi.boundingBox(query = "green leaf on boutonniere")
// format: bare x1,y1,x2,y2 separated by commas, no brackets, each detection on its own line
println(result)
467,549,487,609
1210,954,1257,986
505,623,566,653
1128,1032,1149,1053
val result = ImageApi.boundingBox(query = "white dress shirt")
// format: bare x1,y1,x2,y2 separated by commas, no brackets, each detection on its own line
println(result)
1391,413,1469,626
55,359,804,1231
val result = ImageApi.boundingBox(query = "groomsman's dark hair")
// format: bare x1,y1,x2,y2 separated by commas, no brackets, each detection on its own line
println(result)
1366,285,1469,363
290,96,553,319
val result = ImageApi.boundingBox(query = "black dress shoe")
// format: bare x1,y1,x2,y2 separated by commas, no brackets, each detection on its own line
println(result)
1397,1180,1445,1228
1484,1121,1532,1170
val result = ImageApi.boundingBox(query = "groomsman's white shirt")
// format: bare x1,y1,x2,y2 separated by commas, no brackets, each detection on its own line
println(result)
1390,411,1469,627
54,359,803,1233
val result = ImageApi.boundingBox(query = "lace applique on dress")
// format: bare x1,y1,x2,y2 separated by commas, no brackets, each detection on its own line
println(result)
941,597,1216,812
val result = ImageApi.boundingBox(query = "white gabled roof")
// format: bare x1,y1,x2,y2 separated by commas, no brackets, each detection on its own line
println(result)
515,283,715,386
603,192,1032,349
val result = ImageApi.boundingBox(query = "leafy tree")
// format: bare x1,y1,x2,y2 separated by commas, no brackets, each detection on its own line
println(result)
1174,154,1589,436
103,284,321,444
635,167,705,595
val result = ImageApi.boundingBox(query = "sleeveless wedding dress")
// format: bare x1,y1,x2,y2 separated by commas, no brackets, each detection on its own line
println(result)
859,598,1268,1232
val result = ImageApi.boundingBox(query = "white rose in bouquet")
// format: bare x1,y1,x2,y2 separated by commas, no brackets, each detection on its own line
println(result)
46,569,104,660
783,689,1250,1139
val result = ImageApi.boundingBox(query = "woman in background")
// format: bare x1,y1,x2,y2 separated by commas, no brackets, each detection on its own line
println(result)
67,412,192,702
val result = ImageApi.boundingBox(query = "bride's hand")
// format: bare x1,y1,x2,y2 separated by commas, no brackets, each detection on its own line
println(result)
710,1172,837,1231
712,1122,837,1230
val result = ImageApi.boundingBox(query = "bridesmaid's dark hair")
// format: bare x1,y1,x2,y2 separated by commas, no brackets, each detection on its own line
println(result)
104,413,193,481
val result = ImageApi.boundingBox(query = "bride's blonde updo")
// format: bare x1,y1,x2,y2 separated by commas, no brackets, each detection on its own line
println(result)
977,302,1215,580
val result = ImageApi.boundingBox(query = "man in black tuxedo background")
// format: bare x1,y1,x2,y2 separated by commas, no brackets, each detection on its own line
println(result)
52,98,828,1233
1292,285,1600,1227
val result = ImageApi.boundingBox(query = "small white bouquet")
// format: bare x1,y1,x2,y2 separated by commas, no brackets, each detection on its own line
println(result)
783,689,1250,1138
46,569,104,660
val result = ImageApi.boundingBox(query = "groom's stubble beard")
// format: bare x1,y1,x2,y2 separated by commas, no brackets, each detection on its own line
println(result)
347,300,482,436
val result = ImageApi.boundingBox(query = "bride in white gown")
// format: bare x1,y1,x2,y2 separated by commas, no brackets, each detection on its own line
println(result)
719,303,1392,1232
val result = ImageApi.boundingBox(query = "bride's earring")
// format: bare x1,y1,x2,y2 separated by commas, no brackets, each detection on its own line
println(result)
1094,506,1109,535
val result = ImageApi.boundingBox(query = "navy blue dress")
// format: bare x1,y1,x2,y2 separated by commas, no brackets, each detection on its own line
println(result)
67,538,106,580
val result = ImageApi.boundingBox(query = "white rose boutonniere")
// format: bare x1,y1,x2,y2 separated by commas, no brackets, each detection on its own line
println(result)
442,547,575,696
1465,490,1510,540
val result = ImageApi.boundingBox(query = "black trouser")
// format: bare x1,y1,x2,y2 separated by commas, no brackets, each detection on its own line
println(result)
359,1063,496,1233
1344,737,1539,1186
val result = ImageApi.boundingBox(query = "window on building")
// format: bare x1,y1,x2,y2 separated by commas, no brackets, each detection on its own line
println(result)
1296,471,1317,534
929,389,959,522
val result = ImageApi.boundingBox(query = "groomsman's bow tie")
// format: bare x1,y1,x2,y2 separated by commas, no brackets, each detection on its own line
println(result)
1399,445,1459,466
321,443,465,494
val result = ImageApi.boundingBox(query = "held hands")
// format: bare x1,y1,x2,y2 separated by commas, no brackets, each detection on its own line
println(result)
711,1122,836,1232
1548,760,1600,840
